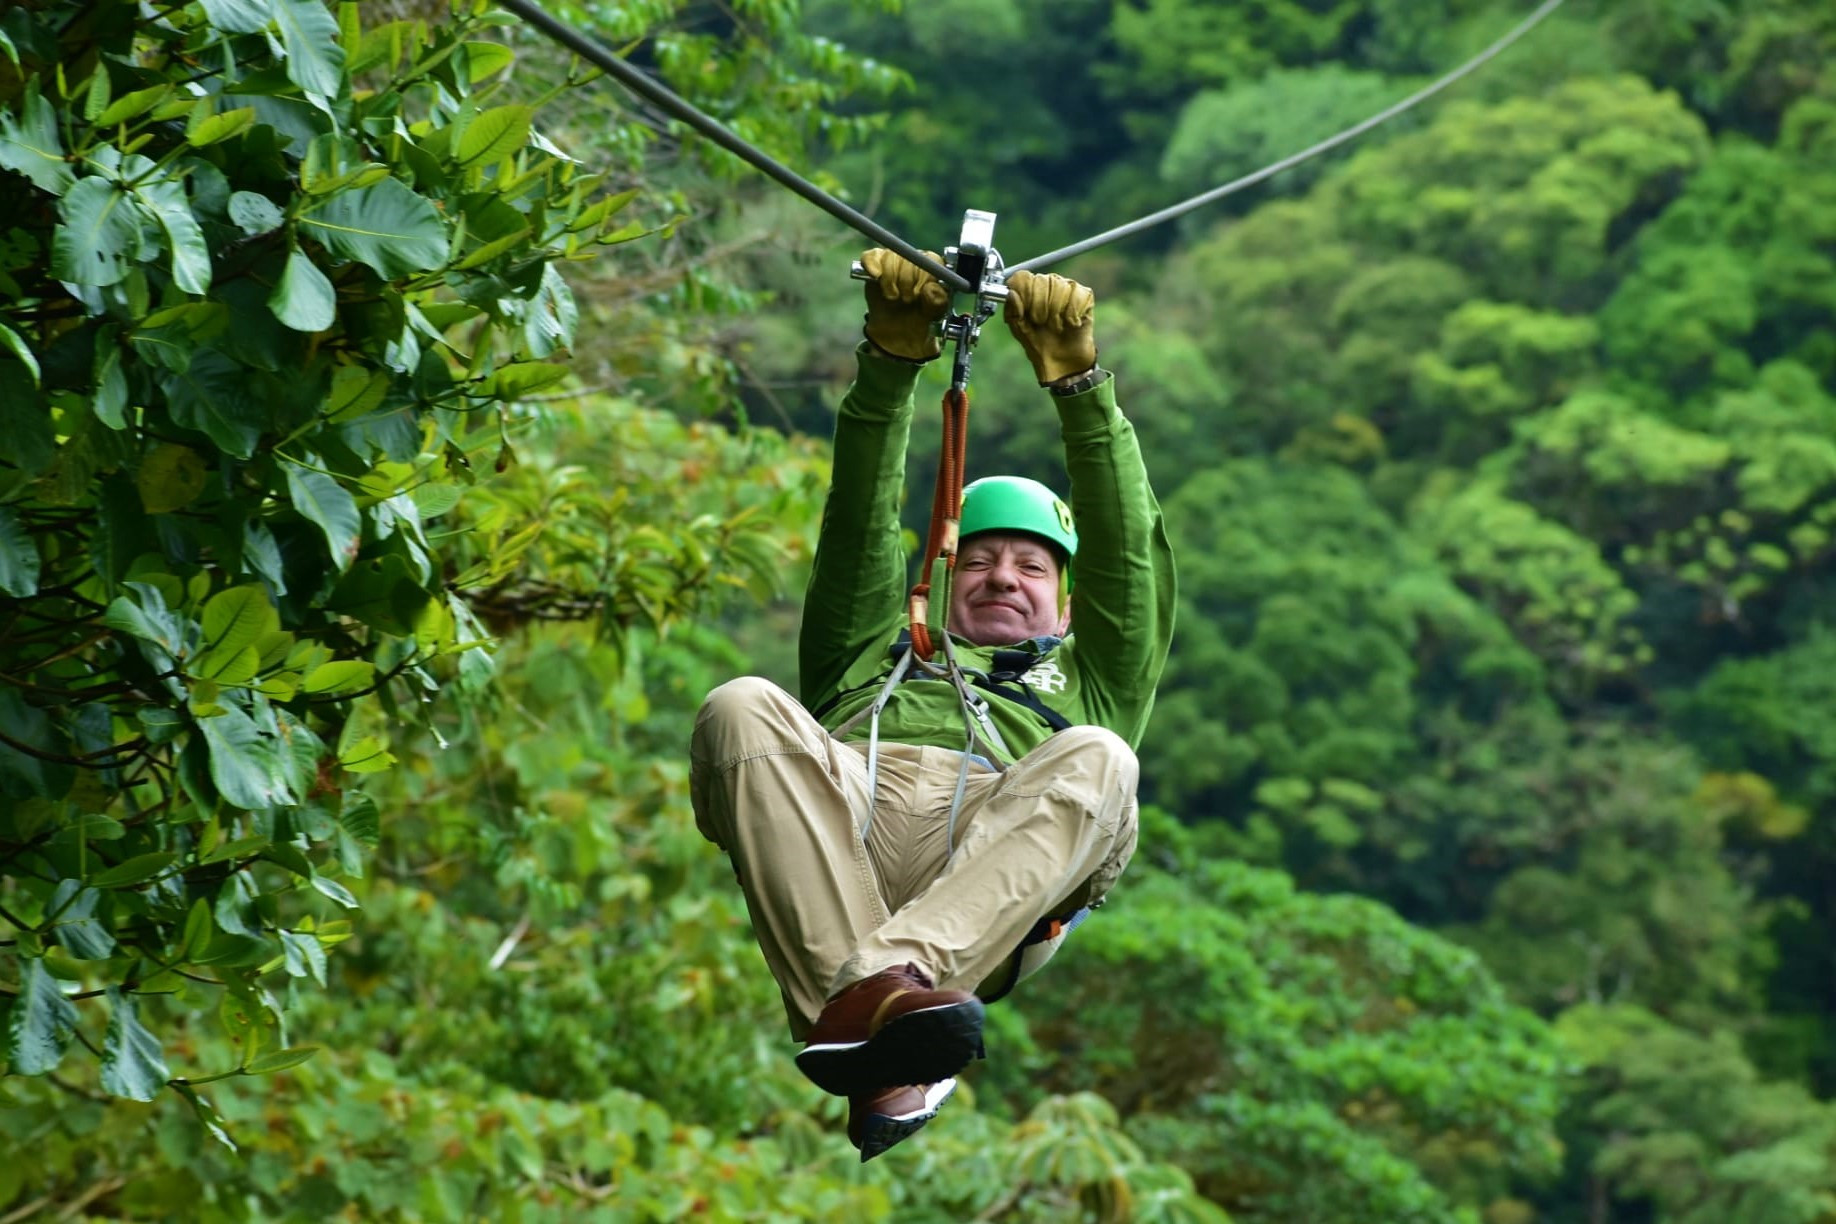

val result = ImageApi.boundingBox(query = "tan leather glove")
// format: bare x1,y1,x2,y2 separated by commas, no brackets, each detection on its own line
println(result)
1004,270,1096,385
860,247,949,363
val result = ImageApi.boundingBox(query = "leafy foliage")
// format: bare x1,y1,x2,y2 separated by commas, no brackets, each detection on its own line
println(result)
993,812,1565,1223
7,0,1836,1220
0,0,779,1119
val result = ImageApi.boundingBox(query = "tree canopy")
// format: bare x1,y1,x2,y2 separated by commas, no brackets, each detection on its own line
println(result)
4,0,1835,1220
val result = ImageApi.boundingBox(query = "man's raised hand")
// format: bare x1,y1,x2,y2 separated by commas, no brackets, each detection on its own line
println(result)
860,247,950,363
1004,270,1097,386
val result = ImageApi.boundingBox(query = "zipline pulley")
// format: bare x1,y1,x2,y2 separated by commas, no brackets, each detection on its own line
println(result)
853,208,1006,392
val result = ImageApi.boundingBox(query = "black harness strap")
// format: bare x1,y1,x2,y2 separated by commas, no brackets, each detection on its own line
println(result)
978,648,1073,733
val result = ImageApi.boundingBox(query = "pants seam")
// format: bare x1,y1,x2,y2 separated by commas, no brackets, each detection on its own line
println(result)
700,742,815,772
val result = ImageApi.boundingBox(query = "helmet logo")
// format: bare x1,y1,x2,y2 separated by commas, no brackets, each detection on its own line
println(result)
1053,498,1075,535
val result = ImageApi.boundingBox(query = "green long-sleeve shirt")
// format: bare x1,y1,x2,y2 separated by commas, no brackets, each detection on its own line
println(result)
799,345,1176,755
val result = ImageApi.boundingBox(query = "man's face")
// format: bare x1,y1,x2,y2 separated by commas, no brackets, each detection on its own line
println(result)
947,533,1069,645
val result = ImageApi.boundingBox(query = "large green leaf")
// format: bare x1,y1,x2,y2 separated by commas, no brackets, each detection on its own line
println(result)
325,366,389,422
228,190,285,235
0,504,39,597
197,0,273,34
93,326,127,427
299,178,446,279
194,642,259,684
187,105,257,148
160,350,271,458
340,792,380,846
136,176,213,294
244,1044,319,1074
273,0,345,98
46,881,116,959
137,442,209,513
301,659,374,695
211,868,260,937
198,703,295,809
6,958,78,1076
522,265,578,358
100,989,169,1101
241,520,288,594
201,585,281,657
272,707,324,799
52,176,139,287
172,1082,238,1152
0,321,40,387
328,552,430,634
279,929,326,984
88,852,178,890
97,84,176,127
309,874,358,908
456,104,534,167
104,582,186,655
491,361,570,400
270,245,337,332
0,88,75,195
286,462,361,572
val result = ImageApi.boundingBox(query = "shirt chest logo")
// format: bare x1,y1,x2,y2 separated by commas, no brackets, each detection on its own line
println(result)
1019,659,1068,695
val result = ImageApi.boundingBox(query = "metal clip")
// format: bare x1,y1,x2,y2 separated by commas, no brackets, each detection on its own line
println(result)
850,209,1006,391
942,210,1004,390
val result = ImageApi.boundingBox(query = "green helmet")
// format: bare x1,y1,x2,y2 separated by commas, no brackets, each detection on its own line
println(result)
958,476,1078,569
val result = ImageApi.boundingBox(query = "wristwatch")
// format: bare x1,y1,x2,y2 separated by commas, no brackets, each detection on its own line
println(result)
1048,365,1108,397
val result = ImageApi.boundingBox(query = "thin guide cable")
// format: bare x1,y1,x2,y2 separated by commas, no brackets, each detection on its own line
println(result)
1007,0,1568,272
498,0,1564,278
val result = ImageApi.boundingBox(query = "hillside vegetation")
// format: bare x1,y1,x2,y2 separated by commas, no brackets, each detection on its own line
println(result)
3,1,1834,1220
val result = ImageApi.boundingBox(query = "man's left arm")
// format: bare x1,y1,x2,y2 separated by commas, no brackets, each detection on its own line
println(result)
1004,270,1176,748
1055,372,1177,748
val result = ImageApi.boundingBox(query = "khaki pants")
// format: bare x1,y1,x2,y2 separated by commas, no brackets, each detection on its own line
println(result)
690,677,1139,1039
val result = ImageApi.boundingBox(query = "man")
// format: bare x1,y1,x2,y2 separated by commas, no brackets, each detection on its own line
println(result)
690,249,1176,1159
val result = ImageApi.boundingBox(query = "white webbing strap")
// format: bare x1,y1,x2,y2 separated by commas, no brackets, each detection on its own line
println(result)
834,634,1012,857
938,632,1012,861
845,647,916,843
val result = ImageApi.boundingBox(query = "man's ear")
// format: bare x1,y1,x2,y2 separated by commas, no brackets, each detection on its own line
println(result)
1055,592,1073,636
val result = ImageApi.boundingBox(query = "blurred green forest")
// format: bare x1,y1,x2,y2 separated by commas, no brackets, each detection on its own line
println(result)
3,0,1835,1220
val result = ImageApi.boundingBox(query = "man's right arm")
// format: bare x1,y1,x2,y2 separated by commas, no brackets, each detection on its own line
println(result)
798,343,923,710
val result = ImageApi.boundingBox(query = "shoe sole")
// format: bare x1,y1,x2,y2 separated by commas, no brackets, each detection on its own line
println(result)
856,1079,957,1163
796,997,985,1097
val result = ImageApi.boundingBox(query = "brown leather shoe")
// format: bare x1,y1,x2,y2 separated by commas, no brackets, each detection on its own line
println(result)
795,962,985,1097
850,1079,957,1162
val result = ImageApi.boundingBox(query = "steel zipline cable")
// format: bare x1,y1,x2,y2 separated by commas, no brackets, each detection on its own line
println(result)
496,0,1566,277
493,0,969,292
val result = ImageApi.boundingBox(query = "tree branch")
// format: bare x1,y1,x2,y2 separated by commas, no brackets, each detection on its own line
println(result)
0,726,148,768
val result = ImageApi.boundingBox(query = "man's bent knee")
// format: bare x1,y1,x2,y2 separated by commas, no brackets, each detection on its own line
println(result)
698,676,792,725
1039,724,1140,796
692,676,808,762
